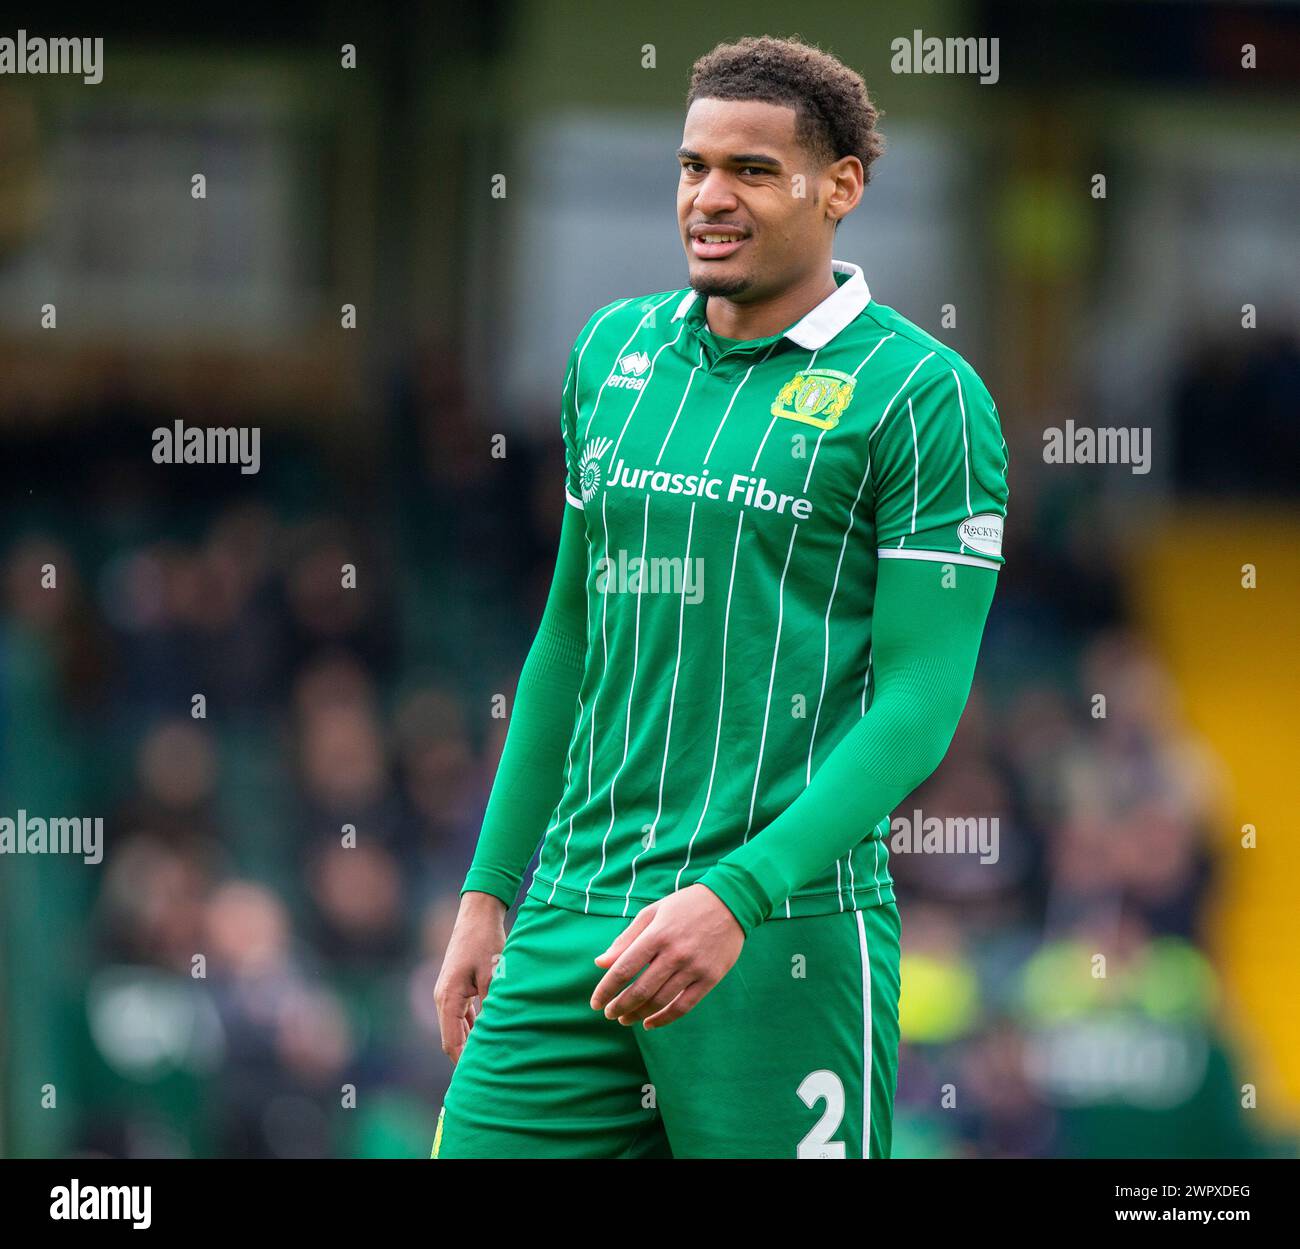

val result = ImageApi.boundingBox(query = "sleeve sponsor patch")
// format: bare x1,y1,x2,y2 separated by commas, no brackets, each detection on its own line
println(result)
957,513,1004,557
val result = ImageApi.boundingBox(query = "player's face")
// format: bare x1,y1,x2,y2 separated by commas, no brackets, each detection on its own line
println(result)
677,97,830,301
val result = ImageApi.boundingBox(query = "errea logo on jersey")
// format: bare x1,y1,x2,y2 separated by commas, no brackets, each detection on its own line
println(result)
607,351,652,391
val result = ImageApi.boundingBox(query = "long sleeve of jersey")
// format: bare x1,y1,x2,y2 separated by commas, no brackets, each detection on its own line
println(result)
459,502,588,907
697,556,997,934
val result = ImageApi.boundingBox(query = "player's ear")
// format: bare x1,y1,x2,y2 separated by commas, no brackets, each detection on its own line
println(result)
825,156,864,225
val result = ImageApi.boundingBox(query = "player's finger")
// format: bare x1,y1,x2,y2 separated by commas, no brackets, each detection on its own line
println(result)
443,1012,470,1064
436,995,465,1045
619,968,693,1024
436,984,476,1054
589,927,661,1010
642,982,706,1030
604,954,675,1022
593,905,656,969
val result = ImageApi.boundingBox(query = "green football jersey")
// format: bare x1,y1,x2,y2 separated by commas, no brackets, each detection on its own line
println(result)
530,260,1008,922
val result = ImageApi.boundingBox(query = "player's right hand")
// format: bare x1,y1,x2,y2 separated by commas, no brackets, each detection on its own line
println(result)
434,891,507,1064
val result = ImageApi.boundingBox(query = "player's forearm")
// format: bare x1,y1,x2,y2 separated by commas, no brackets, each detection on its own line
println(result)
698,561,997,933
460,625,585,904
461,507,589,906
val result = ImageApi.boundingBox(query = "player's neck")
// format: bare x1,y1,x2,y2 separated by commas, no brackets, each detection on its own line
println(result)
704,264,838,342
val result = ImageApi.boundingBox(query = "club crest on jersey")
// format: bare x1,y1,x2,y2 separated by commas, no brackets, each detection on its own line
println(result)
771,368,857,430
579,436,613,502
606,351,652,391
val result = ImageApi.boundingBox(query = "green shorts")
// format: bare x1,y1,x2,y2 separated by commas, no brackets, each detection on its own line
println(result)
434,893,902,1159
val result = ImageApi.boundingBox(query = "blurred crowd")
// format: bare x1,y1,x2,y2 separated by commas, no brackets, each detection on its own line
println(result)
0,336,1288,1159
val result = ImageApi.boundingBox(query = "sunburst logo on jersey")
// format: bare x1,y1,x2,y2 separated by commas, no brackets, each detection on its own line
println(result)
579,436,614,502
771,368,857,430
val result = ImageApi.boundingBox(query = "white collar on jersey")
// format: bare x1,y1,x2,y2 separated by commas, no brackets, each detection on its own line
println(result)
670,259,872,350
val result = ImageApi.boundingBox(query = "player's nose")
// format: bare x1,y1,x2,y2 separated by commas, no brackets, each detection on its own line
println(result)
691,171,740,215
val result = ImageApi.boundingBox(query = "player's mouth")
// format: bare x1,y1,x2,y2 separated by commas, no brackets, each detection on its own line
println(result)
689,223,750,260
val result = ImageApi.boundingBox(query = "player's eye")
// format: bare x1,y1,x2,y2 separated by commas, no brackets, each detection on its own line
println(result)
681,162,707,174
740,166,772,176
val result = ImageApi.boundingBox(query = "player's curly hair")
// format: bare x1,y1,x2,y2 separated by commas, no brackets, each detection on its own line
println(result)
687,36,885,182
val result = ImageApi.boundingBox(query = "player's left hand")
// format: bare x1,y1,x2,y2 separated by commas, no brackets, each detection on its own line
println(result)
589,884,744,1030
